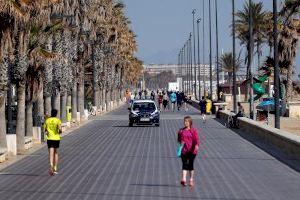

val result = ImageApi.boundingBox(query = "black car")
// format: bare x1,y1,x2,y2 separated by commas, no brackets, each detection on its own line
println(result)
128,100,160,127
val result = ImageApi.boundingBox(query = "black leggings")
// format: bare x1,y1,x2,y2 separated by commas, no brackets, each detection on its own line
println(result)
181,153,196,170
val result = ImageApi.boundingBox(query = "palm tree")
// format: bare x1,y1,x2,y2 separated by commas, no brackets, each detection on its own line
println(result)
235,1,268,73
219,52,242,94
278,1,300,101
0,0,143,154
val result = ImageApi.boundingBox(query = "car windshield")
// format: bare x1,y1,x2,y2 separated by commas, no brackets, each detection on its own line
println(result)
133,102,156,112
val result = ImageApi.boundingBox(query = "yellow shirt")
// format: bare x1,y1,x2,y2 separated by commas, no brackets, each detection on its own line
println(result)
44,117,62,141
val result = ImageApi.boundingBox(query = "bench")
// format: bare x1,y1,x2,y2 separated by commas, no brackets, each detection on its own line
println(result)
214,102,228,111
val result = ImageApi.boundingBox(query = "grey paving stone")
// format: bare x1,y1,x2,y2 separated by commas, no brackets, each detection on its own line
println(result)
0,105,299,200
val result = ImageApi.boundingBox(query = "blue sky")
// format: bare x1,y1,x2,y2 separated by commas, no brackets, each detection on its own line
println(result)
123,0,300,76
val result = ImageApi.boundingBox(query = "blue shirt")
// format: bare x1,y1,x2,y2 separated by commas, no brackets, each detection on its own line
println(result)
170,92,177,102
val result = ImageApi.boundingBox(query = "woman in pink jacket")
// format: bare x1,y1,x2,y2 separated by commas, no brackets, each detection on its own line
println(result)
177,116,200,187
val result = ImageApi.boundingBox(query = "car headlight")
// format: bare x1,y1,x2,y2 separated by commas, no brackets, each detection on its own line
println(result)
131,112,139,117
151,111,159,117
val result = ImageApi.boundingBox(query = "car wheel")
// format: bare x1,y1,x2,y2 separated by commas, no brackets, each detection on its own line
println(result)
129,122,133,127
155,123,160,127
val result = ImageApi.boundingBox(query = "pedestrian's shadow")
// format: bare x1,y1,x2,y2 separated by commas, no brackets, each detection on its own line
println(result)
113,125,157,128
130,183,181,188
213,118,300,173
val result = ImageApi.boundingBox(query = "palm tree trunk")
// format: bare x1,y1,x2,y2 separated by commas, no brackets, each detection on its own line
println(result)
45,96,51,117
67,94,71,107
97,88,102,110
60,92,67,123
71,84,78,122
94,85,99,109
78,82,85,121
286,65,294,101
25,101,33,137
53,92,61,118
37,86,44,125
257,42,261,71
0,95,7,152
16,84,26,153
268,46,272,97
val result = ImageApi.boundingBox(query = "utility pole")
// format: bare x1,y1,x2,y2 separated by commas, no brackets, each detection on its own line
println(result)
273,0,280,129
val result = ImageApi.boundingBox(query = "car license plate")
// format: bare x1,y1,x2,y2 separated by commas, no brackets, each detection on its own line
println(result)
140,118,150,122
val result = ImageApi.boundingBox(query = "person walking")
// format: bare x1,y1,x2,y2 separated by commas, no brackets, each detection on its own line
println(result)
150,91,155,101
158,92,164,111
177,116,200,187
181,92,188,112
44,109,62,176
163,93,169,111
170,91,177,112
176,92,183,111
199,97,207,123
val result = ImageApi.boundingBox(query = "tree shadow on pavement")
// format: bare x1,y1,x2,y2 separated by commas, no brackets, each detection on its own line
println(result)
213,118,300,173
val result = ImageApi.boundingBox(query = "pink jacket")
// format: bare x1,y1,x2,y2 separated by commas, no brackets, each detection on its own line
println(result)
178,127,200,155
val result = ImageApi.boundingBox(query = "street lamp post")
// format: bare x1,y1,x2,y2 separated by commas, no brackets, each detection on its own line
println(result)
197,18,202,100
203,0,206,98
186,41,189,93
192,9,197,99
215,0,220,100
273,0,280,129
188,33,193,93
249,0,255,119
209,0,213,99
232,0,237,113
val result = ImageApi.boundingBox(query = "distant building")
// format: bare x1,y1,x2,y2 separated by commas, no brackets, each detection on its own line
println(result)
143,64,215,77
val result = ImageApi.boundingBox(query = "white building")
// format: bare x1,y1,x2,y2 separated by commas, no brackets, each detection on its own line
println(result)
143,64,215,77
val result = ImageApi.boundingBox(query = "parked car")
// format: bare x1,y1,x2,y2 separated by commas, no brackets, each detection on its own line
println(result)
128,100,160,127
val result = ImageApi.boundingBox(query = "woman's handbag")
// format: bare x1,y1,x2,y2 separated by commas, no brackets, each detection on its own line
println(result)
176,144,184,157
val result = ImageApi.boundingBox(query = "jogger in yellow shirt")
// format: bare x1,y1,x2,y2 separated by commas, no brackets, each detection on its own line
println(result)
44,109,62,175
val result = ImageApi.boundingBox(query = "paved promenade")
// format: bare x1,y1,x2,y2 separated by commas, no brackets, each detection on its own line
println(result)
0,106,300,200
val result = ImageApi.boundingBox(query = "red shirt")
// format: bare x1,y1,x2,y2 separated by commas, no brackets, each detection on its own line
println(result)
178,128,200,155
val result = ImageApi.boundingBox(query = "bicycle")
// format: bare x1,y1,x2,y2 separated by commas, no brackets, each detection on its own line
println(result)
87,102,97,116
225,114,239,128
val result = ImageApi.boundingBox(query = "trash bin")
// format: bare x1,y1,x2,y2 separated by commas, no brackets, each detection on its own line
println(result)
206,99,212,114
211,101,217,114
66,106,72,122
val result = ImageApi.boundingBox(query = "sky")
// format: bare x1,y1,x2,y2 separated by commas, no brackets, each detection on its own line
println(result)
123,0,300,76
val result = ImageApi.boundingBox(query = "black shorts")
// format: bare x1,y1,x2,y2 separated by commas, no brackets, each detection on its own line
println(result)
47,140,60,149
181,152,196,170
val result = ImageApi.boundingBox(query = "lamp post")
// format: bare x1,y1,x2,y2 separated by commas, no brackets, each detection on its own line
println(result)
215,0,220,100
203,0,206,98
184,45,187,93
197,18,202,100
249,0,255,119
192,9,197,99
185,41,189,93
273,0,280,129
232,0,237,113
209,0,213,99
189,33,193,94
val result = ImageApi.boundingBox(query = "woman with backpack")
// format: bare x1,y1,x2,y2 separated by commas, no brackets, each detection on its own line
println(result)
177,116,200,187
